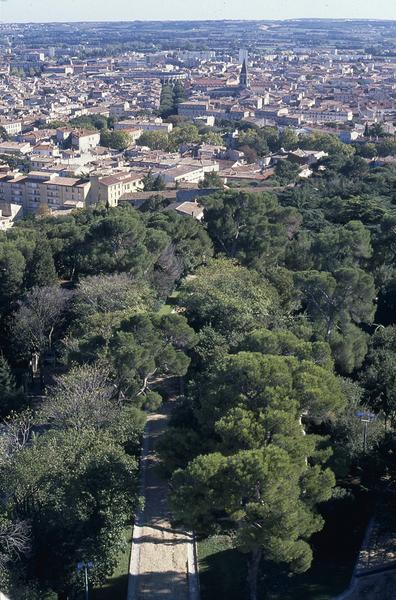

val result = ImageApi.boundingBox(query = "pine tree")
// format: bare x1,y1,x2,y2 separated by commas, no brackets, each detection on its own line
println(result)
0,354,21,417
142,171,157,191
0,354,15,396
25,239,57,289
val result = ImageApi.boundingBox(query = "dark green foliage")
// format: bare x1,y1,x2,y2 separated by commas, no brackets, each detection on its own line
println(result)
68,310,197,407
1,429,139,596
360,326,396,424
142,171,166,191
236,125,298,157
81,206,156,274
146,210,213,274
24,239,57,289
1,140,396,599
159,81,186,118
109,312,197,404
100,129,131,150
198,171,223,188
202,190,300,267
138,130,169,150
275,159,300,183
294,268,375,372
240,328,334,370
0,354,15,396
0,241,26,316
0,355,22,416
178,259,278,345
168,351,343,599
139,193,170,212
69,114,111,131
327,378,384,476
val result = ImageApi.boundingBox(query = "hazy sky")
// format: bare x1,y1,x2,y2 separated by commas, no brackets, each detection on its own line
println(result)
0,0,395,23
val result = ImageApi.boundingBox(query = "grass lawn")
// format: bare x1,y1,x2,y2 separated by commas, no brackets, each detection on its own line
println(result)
198,491,372,600
91,528,132,600
157,304,174,316
157,290,181,316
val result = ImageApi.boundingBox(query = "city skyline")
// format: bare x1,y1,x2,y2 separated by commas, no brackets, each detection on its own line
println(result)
1,0,395,23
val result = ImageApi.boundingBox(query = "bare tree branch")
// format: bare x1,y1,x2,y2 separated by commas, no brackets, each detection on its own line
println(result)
39,363,120,431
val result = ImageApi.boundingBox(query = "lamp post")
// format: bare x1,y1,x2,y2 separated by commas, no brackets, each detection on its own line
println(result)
356,411,376,453
77,560,94,600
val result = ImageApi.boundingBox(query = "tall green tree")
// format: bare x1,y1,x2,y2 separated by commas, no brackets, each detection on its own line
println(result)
168,123,200,150
25,239,57,289
1,429,139,597
240,328,333,370
169,350,342,600
81,206,168,275
100,129,131,150
0,242,26,316
310,221,372,272
198,171,223,189
172,446,334,600
0,355,22,416
138,131,169,151
178,259,278,345
203,190,301,267
109,313,197,407
275,159,300,183
295,268,376,372
360,326,396,426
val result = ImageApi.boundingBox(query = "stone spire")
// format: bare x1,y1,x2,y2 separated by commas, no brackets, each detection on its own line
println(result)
240,58,249,89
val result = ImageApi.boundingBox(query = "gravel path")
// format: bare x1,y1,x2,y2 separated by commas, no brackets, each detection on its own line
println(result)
127,405,191,600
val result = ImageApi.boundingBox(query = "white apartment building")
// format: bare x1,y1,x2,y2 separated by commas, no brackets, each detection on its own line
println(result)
0,120,22,136
71,130,101,153
298,110,353,124
116,119,173,134
88,172,145,206
0,171,90,213
158,162,219,185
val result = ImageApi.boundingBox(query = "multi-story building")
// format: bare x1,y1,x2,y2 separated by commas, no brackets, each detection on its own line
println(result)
115,119,173,133
88,172,145,206
0,120,22,136
297,109,353,123
0,141,31,155
0,170,90,213
157,163,219,185
178,101,210,119
109,102,130,118
71,129,101,153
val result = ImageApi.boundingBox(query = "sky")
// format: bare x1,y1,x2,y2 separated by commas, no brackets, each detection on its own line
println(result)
0,0,395,23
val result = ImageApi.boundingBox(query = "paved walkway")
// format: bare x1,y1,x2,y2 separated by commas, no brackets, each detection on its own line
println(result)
127,405,196,600
334,513,396,600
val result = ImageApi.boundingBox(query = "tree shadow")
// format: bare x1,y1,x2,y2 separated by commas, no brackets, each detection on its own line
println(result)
131,569,189,597
200,547,247,600
91,572,127,600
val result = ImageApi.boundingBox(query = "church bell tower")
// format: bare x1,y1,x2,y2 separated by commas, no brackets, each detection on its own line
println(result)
240,58,249,89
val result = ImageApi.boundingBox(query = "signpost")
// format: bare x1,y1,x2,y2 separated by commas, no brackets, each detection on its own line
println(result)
356,411,376,453
77,560,94,600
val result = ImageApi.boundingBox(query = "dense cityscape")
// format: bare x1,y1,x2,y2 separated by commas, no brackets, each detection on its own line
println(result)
0,16,395,600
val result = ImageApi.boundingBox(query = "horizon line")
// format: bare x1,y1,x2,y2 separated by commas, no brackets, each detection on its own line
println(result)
1,17,396,25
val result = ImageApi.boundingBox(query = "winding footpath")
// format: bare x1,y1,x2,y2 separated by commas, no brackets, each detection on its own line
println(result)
127,404,199,600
